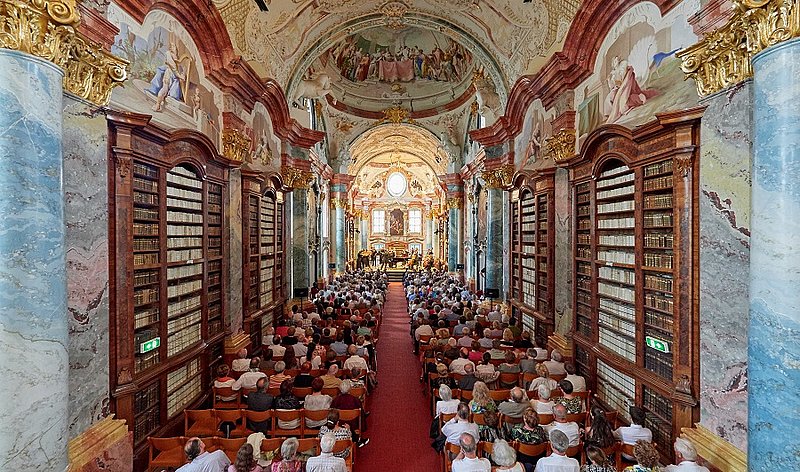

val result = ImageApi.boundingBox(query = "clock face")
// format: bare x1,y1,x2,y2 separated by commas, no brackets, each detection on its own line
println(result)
386,172,407,197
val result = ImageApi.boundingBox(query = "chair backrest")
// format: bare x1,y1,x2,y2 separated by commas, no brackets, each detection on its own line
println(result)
285,369,300,377
215,409,243,424
213,387,241,409
514,441,548,458
303,409,330,431
471,413,486,425
217,437,247,463
322,387,340,397
551,373,567,382
310,369,326,377
267,387,281,397
350,386,367,401
565,412,587,425
499,372,521,386
461,389,473,401
537,413,554,425
522,372,538,385
260,438,284,456
243,409,273,429
293,387,313,398
148,435,186,467
332,439,354,470
338,408,362,432
564,443,582,458
184,409,216,435
479,441,494,458
499,413,524,427
297,438,320,456
440,412,457,425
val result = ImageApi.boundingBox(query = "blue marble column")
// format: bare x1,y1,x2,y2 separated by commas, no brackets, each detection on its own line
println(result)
290,188,310,292
447,206,461,271
749,37,800,471
0,50,68,471
360,218,368,250
425,215,433,251
485,188,504,295
334,205,345,273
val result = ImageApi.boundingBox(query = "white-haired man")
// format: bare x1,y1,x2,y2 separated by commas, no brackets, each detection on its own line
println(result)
665,438,710,472
231,348,250,373
442,402,480,446
534,430,579,472
544,349,566,376
175,437,230,472
544,404,580,447
451,432,490,472
306,433,347,472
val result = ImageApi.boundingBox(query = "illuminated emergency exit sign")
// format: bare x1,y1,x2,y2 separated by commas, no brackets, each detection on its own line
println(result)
645,336,670,353
140,337,160,354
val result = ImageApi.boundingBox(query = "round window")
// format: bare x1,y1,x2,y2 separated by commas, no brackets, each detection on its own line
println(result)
386,172,407,197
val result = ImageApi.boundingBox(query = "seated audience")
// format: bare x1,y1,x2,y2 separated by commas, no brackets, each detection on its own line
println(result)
304,378,333,428
177,437,230,472
528,363,558,392
306,433,347,472
245,378,273,433
584,407,616,449
459,363,479,390
320,365,343,389
544,404,581,447
330,379,369,447
535,430,580,472
258,350,276,372
518,349,538,374
318,409,352,458
544,350,567,376
267,361,290,389
343,344,369,372
509,408,548,466
269,437,302,472
451,432,491,472
554,380,583,414
436,384,460,418
564,362,586,393
514,331,534,349
450,347,476,375
469,381,497,414
442,402,480,446
273,379,301,429
231,348,250,373
214,365,238,401
665,438,710,472
489,339,507,359
623,440,661,472
475,352,500,384
614,406,653,447
479,410,502,443
293,362,315,388
228,443,262,472
234,358,267,391
432,363,458,391
581,445,615,472
498,387,529,419
492,438,525,472
533,386,555,415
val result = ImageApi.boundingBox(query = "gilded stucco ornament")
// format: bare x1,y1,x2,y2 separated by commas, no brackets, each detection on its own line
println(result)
446,197,464,209
543,129,576,163
481,164,514,189
331,197,348,208
281,166,314,189
678,0,800,97
373,106,415,126
0,0,128,105
221,128,251,163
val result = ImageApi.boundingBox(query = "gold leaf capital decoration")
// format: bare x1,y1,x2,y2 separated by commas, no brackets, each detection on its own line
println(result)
374,106,415,126
678,0,800,97
331,197,348,209
221,128,251,164
0,0,128,105
281,166,314,190
481,164,515,189
543,129,576,163
446,197,463,209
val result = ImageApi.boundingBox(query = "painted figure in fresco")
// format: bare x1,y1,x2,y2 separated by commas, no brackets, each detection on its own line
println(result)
524,123,543,167
148,34,189,112
603,55,657,123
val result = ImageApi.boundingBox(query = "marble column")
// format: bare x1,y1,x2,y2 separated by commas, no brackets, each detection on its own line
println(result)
334,204,346,273
0,50,68,470
447,206,461,271
425,215,433,251
749,37,800,471
485,188,504,295
290,188,310,293
360,217,368,251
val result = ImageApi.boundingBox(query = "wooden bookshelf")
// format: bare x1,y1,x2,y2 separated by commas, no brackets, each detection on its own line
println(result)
509,171,555,344
242,172,286,354
108,113,236,459
566,109,702,461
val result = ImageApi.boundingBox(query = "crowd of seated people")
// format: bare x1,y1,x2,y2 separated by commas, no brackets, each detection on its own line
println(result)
405,269,709,472
163,271,387,472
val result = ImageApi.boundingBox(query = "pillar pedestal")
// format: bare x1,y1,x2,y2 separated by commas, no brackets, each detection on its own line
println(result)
0,49,69,470
749,37,800,471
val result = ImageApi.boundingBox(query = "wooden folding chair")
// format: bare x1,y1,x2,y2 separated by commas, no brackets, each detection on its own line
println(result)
338,408,362,436
213,387,241,410
332,439,355,471
514,441,548,462
489,389,511,402
322,387,340,397
297,438,320,457
537,413,554,425
461,389,473,401
147,436,186,472
217,437,247,463
479,440,494,458
471,413,486,426
242,409,272,435
551,373,567,382
293,387,313,398
215,409,246,438
442,442,461,472
184,409,217,437
273,409,304,437
618,443,637,470
499,372,521,388
303,409,330,437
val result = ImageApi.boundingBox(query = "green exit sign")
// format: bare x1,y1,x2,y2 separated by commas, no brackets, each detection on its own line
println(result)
645,336,670,353
140,337,160,354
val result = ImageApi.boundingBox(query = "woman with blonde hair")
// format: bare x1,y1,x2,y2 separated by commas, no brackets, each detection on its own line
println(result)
623,440,661,472
500,328,515,347
469,380,497,414
528,363,558,392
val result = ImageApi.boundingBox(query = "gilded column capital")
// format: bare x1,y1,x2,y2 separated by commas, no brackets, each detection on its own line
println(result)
221,128,251,164
678,0,800,97
446,197,463,209
281,166,314,190
481,164,515,189
543,129,576,163
331,197,348,209
0,0,128,105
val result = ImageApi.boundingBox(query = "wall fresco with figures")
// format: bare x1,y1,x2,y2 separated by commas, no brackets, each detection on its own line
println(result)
107,5,223,148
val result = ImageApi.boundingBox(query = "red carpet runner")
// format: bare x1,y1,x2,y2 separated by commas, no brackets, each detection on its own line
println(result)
357,282,440,471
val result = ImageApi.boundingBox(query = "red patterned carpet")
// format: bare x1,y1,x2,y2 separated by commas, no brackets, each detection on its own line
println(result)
356,282,441,471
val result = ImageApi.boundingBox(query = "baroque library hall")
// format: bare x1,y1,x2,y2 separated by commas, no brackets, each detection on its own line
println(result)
0,0,797,471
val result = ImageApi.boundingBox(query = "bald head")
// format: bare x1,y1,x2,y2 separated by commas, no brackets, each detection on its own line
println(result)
553,404,567,421
510,387,524,403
